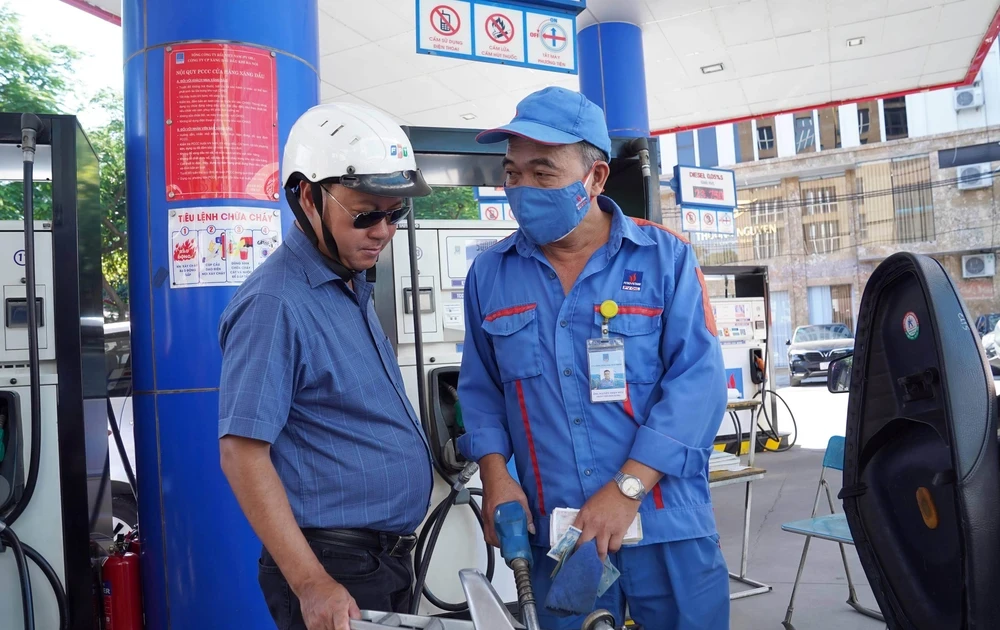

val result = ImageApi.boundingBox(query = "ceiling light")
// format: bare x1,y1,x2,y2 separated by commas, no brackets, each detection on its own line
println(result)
847,37,864,47
700,63,724,74
460,113,477,120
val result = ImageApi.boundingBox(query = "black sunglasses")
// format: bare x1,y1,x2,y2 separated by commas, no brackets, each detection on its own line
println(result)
322,186,411,229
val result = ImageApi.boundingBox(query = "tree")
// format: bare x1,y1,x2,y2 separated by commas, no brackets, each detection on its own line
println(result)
0,6,128,320
413,186,481,220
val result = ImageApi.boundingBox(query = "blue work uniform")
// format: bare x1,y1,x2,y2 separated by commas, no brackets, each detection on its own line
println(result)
457,196,730,629
218,226,433,535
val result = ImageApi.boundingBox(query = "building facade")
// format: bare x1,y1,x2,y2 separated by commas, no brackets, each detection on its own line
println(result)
657,41,1000,372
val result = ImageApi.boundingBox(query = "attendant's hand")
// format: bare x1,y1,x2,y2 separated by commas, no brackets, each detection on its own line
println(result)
574,482,641,559
480,454,534,547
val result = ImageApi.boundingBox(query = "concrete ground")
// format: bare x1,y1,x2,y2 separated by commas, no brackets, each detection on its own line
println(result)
712,380,886,630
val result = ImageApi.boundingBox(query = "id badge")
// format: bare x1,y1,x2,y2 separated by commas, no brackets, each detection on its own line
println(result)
587,337,627,402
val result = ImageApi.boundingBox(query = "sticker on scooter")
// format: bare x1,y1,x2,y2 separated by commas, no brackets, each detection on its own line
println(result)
903,311,920,341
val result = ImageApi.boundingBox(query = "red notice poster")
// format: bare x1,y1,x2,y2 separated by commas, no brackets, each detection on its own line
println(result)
164,43,279,202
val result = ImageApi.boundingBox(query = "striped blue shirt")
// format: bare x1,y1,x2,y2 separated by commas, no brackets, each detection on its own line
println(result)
218,226,433,534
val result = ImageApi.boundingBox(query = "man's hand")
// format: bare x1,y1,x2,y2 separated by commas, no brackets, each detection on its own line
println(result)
297,573,361,630
479,454,534,547
574,482,642,560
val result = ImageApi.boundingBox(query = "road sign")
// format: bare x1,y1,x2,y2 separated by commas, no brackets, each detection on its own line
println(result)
417,0,577,74
419,0,473,56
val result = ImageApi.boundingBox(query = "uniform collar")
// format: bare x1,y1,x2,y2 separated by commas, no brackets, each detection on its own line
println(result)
507,195,656,259
284,225,368,292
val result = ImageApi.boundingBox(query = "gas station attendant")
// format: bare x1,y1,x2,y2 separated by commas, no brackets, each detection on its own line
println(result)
457,87,731,629
217,103,434,630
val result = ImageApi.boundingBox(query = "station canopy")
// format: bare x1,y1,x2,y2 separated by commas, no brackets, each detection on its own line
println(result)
68,0,1000,134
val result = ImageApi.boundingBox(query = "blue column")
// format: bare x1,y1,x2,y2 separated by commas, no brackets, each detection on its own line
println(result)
578,22,649,138
122,2,318,628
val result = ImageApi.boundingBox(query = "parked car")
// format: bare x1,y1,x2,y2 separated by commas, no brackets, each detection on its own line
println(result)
981,319,1000,376
786,323,855,387
976,313,1000,337
105,321,137,536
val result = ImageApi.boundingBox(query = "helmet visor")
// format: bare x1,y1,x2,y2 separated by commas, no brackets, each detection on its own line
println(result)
338,169,432,198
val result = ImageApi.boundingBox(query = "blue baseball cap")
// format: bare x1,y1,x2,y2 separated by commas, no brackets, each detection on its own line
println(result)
476,86,612,157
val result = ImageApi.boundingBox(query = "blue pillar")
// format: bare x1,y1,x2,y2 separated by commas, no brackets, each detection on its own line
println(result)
122,2,318,628
578,22,650,138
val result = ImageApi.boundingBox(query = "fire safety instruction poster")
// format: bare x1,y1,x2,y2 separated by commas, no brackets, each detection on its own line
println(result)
168,207,282,288
164,43,279,201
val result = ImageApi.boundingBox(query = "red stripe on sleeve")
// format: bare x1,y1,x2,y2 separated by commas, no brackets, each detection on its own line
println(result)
515,380,546,516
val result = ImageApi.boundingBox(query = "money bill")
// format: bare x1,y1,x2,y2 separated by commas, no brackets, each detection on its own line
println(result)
596,556,621,597
546,526,582,562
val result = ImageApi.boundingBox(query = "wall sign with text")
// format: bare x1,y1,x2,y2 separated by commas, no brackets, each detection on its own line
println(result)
164,43,280,202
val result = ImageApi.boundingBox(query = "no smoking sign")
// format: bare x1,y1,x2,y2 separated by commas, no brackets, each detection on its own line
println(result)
475,4,524,62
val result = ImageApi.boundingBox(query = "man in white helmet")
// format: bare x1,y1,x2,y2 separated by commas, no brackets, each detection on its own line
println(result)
218,103,434,630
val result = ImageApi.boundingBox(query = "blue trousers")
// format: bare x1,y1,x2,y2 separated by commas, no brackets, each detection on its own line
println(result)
530,536,730,630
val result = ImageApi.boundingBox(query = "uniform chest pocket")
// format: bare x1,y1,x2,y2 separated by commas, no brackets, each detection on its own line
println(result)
483,304,543,383
594,304,664,384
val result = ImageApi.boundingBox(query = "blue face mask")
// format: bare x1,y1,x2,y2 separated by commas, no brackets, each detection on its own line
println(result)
506,171,593,246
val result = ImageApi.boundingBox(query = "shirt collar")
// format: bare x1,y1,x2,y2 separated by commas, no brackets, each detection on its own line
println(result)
508,195,656,259
284,225,368,291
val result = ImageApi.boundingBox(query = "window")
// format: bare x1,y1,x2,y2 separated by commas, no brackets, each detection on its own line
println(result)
800,176,850,255
819,107,841,151
856,156,934,245
734,120,755,163
794,112,816,154
677,131,696,166
736,185,785,261
757,125,775,152
830,284,854,331
856,100,881,145
884,97,908,141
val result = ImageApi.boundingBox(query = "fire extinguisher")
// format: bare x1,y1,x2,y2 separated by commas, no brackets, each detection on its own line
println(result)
100,538,143,630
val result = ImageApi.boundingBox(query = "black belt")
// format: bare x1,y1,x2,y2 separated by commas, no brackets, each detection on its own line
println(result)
302,528,416,558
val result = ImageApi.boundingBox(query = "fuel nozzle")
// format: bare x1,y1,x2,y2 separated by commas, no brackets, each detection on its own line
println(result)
20,113,43,164
623,137,651,179
495,501,540,630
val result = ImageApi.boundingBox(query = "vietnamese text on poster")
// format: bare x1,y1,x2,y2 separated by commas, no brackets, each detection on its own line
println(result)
168,206,282,289
164,43,279,202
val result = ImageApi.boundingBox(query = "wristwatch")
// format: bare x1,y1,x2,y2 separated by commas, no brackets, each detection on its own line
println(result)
614,471,647,502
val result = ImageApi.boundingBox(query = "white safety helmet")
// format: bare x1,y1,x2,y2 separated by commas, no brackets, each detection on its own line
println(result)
281,102,431,279
282,102,431,198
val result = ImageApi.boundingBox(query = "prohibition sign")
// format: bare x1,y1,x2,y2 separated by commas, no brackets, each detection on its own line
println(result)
685,211,697,225
485,205,501,220
704,213,715,227
431,5,461,37
486,14,514,44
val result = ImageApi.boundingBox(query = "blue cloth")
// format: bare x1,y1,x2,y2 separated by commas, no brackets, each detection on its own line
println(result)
218,227,433,534
475,86,613,156
456,196,727,547
531,537,730,629
544,539,603,616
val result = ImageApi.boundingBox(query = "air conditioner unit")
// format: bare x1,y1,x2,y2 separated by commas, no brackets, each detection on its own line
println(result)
954,85,985,110
957,163,993,190
963,253,996,279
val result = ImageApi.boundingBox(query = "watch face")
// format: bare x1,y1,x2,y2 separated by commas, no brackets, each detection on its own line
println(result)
622,477,641,497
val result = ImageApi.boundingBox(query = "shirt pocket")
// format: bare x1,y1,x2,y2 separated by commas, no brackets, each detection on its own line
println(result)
594,304,663,384
482,304,543,383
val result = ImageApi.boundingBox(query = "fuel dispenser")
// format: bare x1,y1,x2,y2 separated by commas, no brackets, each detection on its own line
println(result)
0,113,114,629
371,126,661,615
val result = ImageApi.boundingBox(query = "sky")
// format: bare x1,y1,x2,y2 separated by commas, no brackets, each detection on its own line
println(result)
6,0,124,128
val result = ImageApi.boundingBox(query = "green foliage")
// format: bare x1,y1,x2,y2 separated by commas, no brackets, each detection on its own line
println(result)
0,6,128,319
0,5,79,114
413,186,481,220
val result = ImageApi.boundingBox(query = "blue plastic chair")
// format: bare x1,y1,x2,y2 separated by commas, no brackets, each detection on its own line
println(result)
780,436,884,629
